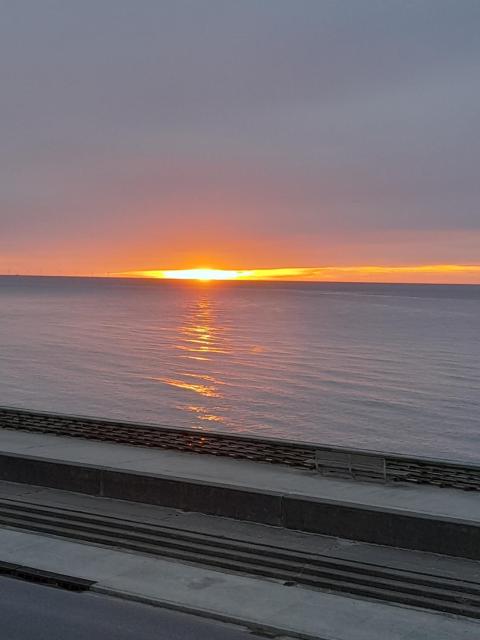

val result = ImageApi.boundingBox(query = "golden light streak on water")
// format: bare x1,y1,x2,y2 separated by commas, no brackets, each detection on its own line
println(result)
150,377,221,398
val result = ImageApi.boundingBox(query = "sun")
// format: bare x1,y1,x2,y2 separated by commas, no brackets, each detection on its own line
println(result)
156,268,254,281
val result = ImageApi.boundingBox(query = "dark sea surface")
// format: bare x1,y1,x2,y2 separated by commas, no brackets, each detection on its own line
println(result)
1,276,479,462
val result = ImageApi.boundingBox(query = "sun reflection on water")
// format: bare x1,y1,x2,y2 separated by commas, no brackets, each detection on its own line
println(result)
151,377,221,398
188,405,225,423
156,295,232,425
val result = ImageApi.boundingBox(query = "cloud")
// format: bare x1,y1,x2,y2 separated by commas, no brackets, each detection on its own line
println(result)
1,1,479,277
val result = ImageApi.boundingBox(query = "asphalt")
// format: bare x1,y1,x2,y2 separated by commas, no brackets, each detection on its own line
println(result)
0,576,264,640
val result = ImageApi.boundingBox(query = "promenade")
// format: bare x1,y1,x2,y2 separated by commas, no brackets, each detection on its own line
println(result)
0,409,479,639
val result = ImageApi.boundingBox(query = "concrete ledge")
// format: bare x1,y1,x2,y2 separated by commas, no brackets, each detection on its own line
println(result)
0,453,283,526
0,451,478,560
284,496,480,560
0,453,102,495
102,468,283,525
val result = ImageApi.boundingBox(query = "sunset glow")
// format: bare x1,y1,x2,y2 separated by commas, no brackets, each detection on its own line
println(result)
2,3,480,285
120,264,480,284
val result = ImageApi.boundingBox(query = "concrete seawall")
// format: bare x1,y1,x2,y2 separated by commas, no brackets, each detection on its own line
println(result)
2,405,480,491
0,441,478,560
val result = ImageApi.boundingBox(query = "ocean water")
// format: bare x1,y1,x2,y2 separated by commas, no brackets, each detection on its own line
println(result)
0,276,479,462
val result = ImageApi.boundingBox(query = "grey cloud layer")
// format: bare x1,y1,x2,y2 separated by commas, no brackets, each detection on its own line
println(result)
1,0,479,251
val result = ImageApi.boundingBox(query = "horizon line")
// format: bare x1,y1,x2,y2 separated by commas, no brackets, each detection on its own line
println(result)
1,262,480,286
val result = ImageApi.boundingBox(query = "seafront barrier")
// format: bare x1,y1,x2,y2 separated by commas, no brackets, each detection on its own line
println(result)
0,406,479,560
1,406,479,490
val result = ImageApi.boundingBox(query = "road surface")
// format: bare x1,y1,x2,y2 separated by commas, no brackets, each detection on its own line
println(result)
0,576,263,640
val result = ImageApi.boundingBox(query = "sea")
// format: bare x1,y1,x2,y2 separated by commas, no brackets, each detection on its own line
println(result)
1,276,479,462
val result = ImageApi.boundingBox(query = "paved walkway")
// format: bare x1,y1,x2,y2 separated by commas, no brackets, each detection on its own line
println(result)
0,429,479,523
0,525,478,640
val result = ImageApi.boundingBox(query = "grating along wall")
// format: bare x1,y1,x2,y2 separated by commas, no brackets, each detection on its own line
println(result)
0,406,479,491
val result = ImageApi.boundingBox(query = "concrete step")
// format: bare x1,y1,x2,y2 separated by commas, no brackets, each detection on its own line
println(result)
1,497,480,619
2,526,479,640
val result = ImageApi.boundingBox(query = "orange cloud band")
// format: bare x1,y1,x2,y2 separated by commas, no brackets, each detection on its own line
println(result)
118,264,480,284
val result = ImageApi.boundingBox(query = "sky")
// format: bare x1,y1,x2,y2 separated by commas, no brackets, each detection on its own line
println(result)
1,0,479,283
